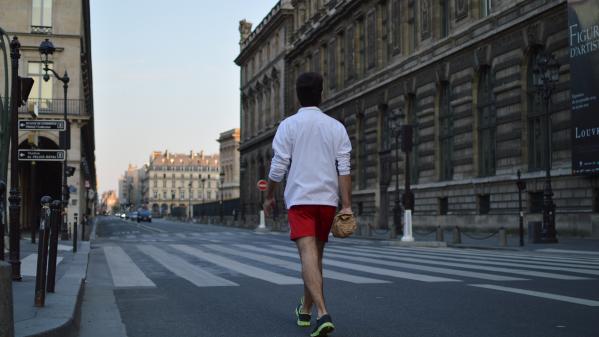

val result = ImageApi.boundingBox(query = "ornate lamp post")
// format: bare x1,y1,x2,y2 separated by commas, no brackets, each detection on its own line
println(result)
389,108,404,237
532,51,560,244
188,182,192,221
9,37,22,280
39,38,70,240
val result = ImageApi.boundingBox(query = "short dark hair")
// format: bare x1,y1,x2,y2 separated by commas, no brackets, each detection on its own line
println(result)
296,72,323,107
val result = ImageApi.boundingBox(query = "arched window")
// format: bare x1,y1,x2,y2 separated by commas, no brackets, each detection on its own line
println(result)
478,67,496,176
527,50,548,171
439,82,453,181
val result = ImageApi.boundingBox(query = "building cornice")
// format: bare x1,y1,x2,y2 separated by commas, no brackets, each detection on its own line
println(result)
235,5,293,65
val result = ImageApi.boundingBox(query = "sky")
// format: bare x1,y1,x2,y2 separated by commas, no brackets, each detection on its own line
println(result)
91,0,279,194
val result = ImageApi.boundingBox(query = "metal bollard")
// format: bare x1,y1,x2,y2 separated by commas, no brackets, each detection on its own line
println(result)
499,227,507,247
73,213,78,253
0,180,6,261
436,226,444,242
452,226,462,244
0,261,15,337
34,196,52,307
47,200,61,293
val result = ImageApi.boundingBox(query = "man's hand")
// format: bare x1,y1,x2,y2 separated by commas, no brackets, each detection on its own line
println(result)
339,207,353,215
263,196,275,217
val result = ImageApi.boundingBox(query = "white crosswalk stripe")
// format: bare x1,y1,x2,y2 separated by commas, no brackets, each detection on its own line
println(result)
334,246,593,280
354,245,599,269
96,237,598,307
470,284,599,307
396,246,599,266
204,244,389,284
137,245,237,287
236,244,459,283
171,244,303,285
330,246,599,276
104,246,155,288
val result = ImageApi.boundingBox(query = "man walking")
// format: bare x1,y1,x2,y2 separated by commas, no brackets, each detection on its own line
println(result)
263,72,352,337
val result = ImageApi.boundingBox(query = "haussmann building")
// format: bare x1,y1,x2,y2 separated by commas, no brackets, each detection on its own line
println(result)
236,0,599,238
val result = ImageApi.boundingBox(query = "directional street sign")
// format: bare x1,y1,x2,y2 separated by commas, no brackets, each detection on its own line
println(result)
18,120,66,131
18,149,66,161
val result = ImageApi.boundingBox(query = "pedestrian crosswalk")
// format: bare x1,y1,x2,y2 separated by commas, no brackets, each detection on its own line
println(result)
98,241,599,307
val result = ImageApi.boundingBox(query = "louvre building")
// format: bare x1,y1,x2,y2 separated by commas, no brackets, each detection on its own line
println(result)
236,0,598,236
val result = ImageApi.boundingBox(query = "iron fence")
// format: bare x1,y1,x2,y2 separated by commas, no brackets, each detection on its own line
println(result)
18,98,88,116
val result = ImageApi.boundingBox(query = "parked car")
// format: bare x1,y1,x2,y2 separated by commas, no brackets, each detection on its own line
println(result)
128,211,138,221
120,213,126,219
138,209,152,222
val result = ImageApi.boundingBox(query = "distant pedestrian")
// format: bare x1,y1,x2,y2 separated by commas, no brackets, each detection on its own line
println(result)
263,72,352,337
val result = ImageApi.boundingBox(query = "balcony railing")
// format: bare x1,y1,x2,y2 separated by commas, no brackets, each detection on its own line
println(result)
18,98,88,116
31,26,52,34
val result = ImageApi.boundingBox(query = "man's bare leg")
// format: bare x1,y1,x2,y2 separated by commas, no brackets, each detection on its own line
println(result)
301,239,326,315
296,236,328,318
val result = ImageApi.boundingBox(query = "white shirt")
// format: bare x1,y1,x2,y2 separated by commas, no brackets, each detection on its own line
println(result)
269,106,352,209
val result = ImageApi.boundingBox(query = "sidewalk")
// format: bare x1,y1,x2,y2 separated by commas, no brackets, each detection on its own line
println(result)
6,237,89,337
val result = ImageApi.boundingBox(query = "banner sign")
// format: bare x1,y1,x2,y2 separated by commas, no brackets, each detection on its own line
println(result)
569,0,599,175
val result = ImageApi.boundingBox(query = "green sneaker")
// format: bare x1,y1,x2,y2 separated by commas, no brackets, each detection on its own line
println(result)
310,314,335,337
295,298,311,327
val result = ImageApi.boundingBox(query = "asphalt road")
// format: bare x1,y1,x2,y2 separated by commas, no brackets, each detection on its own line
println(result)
78,216,599,337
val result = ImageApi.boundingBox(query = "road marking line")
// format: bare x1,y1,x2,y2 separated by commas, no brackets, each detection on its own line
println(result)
171,244,303,285
238,244,458,283
470,284,599,307
535,249,599,256
21,254,63,277
175,233,187,239
137,245,237,287
136,223,166,234
104,246,155,288
331,246,599,276
395,246,599,266
205,244,389,284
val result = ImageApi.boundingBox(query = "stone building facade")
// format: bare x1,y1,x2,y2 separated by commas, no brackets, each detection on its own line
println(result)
0,0,96,235
237,0,599,236
146,151,220,217
234,1,294,224
118,164,146,210
218,128,241,200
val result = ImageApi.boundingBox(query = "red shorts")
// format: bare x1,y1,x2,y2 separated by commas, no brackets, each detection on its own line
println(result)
288,205,337,242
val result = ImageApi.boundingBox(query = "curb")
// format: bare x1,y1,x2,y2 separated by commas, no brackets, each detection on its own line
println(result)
447,243,522,251
15,242,90,337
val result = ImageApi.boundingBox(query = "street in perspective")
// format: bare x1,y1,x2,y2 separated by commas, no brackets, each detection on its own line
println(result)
1,0,599,337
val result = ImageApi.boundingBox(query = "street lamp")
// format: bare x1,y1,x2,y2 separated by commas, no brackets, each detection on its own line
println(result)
39,38,70,240
8,37,22,280
389,108,405,238
188,182,192,221
219,170,225,222
532,51,560,244
201,177,206,218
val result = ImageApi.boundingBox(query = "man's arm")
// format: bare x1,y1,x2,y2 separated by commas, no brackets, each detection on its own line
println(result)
264,122,290,216
338,175,352,214
263,179,279,217
336,124,353,214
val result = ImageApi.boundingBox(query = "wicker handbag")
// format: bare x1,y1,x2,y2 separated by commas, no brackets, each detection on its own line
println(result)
331,212,357,238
